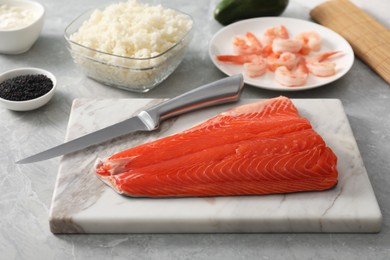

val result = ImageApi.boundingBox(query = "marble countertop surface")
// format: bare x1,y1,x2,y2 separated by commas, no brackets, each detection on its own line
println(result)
1,0,389,259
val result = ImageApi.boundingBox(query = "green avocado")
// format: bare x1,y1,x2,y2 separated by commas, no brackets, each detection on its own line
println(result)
214,0,289,25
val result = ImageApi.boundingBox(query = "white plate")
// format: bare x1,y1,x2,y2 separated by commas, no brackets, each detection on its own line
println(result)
209,17,354,91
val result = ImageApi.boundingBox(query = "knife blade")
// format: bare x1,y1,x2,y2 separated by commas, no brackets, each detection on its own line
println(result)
16,74,244,164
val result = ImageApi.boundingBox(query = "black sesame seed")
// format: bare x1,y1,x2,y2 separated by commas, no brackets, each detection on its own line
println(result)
0,74,53,101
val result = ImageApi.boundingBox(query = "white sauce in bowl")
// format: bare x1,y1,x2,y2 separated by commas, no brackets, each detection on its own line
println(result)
0,4,37,30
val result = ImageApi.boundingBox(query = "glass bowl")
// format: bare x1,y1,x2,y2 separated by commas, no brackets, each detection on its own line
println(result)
64,8,194,93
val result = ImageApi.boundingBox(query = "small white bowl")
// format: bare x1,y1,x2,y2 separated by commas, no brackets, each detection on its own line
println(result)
0,68,56,111
0,0,45,54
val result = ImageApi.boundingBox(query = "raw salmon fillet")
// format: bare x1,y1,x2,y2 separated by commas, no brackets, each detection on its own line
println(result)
95,96,338,197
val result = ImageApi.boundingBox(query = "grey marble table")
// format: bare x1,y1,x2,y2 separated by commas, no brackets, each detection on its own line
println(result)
1,0,389,259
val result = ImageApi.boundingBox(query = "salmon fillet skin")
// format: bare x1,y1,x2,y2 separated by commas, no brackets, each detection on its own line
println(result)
95,96,338,197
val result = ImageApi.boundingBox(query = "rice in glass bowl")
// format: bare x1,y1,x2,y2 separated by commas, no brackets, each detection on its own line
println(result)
64,0,193,93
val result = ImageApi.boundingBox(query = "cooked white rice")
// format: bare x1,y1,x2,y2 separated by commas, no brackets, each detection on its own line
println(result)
70,0,193,58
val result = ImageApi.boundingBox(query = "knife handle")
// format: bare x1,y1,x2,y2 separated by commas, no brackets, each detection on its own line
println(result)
142,74,244,129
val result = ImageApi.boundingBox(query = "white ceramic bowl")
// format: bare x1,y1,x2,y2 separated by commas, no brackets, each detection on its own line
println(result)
0,68,56,111
0,0,45,54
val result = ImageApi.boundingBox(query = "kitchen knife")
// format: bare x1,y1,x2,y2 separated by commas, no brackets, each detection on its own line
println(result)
16,74,244,164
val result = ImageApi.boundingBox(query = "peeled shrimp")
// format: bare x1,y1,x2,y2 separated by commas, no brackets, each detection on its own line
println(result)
306,51,341,77
306,62,336,77
266,52,297,72
262,25,289,46
274,58,308,87
246,32,263,53
243,56,267,78
272,38,303,54
233,32,262,55
233,36,250,55
296,32,321,53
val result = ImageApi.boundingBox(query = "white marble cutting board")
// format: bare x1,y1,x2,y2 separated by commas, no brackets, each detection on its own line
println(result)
49,99,382,233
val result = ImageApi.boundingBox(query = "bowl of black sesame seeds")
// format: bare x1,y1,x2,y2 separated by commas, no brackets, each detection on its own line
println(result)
0,67,56,111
